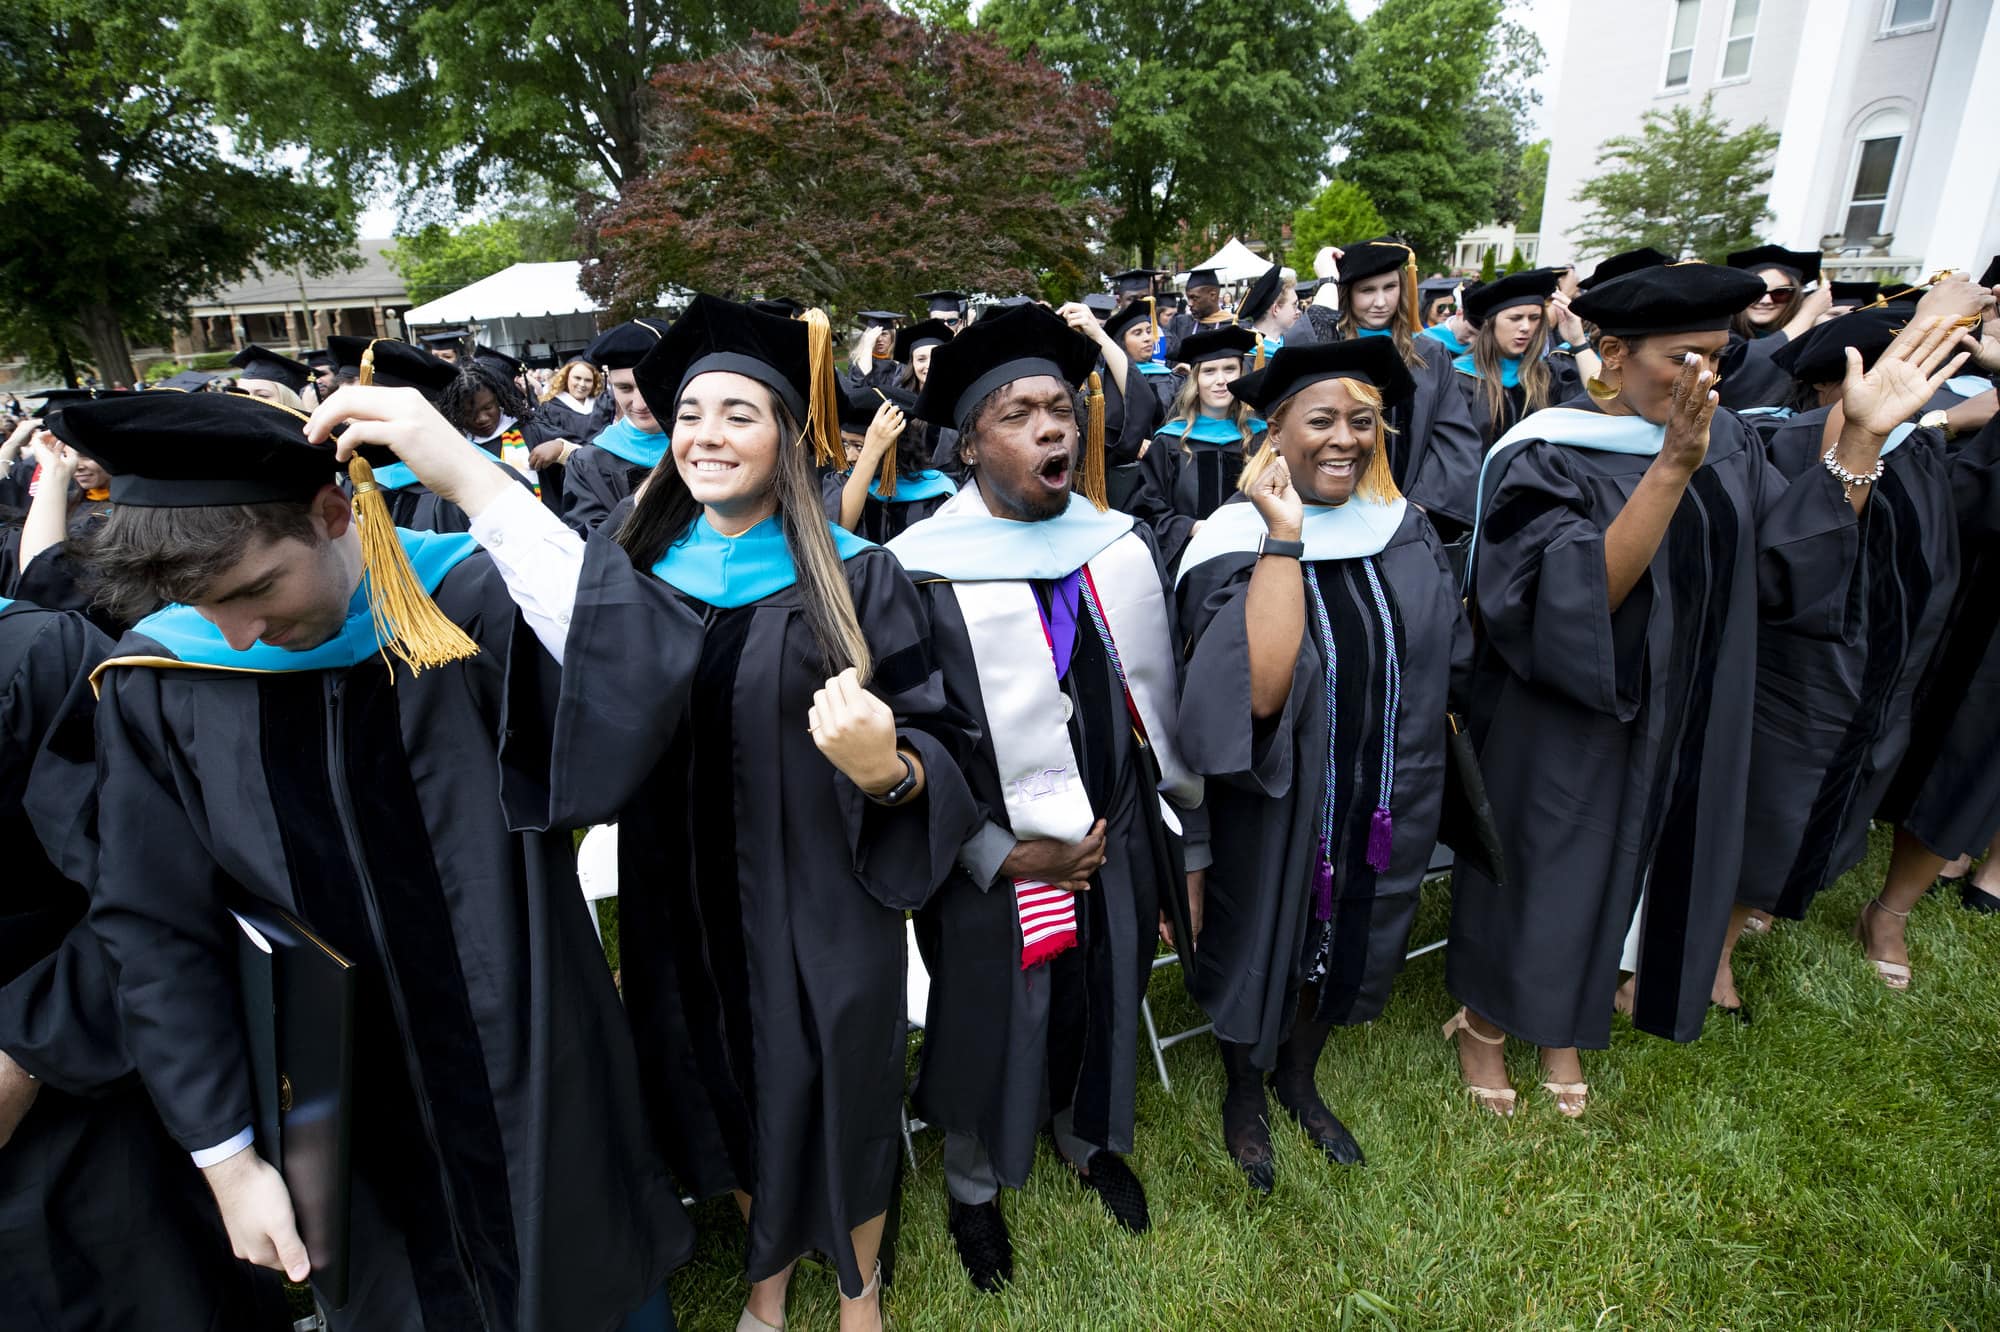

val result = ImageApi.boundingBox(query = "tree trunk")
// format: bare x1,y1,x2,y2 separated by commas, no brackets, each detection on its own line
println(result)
75,301,136,387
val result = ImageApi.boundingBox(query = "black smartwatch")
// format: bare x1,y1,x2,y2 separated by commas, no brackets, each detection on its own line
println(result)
1257,534,1305,560
868,753,918,806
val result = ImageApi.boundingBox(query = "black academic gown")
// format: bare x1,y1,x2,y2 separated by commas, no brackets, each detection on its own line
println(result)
535,393,613,446
1446,405,1863,1048
818,470,956,544
89,553,693,1332
0,602,293,1332
1176,503,1469,1066
1737,412,1969,917
846,359,904,393
377,454,537,535
904,526,1193,1188
1449,356,1584,451
1881,412,2000,856
562,443,654,536
1100,362,1178,531
534,536,977,1297
1719,329,1799,411
1389,336,1486,534
1142,420,1261,569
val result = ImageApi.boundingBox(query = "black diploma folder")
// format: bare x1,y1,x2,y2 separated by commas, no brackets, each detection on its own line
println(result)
232,900,357,1310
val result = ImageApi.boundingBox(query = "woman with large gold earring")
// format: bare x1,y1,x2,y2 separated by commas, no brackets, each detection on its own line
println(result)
1441,262,1969,1119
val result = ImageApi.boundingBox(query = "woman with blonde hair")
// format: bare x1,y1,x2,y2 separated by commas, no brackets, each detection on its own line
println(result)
226,344,311,412
1145,326,1264,563
1175,337,1467,1192
535,356,610,443
1449,268,1579,448
1326,239,1484,535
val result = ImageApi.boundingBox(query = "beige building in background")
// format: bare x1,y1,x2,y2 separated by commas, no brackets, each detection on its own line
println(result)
1538,0,2000,280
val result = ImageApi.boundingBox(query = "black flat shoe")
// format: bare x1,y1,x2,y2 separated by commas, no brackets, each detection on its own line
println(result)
1959,881,2000,914
945,1198,1013,1293
1710,1001,1751,1027
1071,1152,1151,1233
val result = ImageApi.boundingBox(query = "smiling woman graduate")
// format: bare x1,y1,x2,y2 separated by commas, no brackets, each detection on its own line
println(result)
1174,337,1468,1193
409,294,979,1332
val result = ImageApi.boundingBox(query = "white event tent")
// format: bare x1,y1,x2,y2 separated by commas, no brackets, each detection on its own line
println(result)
1177,238,1274,286
398,261,606,362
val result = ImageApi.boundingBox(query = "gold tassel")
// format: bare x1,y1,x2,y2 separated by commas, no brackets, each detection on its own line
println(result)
1401,250,1422,335
799,309,844,469
346,456,481,674
359,340,379,386
1080,371,1108,511
1235,440,1279,494
1254,336,1267,371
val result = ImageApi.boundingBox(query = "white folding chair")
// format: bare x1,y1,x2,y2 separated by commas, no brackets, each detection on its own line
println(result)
901,918,930,1166
575,824,619,945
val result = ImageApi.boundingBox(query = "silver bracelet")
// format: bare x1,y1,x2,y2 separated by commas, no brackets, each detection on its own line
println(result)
1821,443,1885,495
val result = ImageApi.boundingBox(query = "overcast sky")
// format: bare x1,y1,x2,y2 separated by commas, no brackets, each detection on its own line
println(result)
356,0,1573,237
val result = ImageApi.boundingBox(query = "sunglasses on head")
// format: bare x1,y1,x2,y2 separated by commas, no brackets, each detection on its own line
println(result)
1754,286,1798,305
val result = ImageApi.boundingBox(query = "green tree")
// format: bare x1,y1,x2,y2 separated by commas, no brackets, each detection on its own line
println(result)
980,0,1356,269
386,205,581,306
1571,95,1779,262
0,0,352,385
1286,179,1388,274
178,0,800,212
1479,249,1499,282
1517,138,1551,233
1336,0,1521,267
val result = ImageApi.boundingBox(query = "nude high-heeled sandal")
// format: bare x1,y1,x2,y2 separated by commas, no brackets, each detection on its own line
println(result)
1442,1007,1517,1117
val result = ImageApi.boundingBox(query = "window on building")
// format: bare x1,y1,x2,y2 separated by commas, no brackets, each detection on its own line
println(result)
1841,111,1908,244
1663,0,1702,88
1882,0,1937,33
1719,0,1758,79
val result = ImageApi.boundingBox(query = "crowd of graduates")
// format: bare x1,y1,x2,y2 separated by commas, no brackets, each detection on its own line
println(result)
2,234,1998,1332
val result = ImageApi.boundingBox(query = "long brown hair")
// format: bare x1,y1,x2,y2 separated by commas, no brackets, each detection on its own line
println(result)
1239,377,1403,505
1167,358,1259,452
613,389,872,681
1469,315,1552,436
1335,265,1425,368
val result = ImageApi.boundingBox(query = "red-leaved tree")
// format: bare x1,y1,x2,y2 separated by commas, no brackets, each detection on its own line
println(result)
581,0,1109,319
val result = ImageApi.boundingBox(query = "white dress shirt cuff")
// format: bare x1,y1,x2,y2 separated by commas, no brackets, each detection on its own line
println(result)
190,1126,256,1168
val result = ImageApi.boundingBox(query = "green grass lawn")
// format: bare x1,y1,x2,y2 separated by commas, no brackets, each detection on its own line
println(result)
656,826,2000,1330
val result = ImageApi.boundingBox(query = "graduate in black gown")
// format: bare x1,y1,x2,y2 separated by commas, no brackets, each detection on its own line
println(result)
892,318,963,479
884,304,1205,1293
1718,244,1835,410
1449,268,1580,449
327,335,493,532
420,296,977,1332
1721,288,1995,1008
1145,326,1265,564
1163,267,1229,359
56,390,693,1332
1863,279,2000,971
1317,239,1485,534
1174,339,1466,1191
0,595,293,1330
536,357,614,444
846,313,905,392
1054,298,1176,524
1442,264,1967,1118
824,382,957,541
562,319,673,535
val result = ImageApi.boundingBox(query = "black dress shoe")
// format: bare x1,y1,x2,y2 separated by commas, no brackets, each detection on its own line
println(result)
946,1198,1013,1293
1270,1077,1366,1167
1960,881,2000,914
1071,1152,1151,1233
1710,1001,1751,1027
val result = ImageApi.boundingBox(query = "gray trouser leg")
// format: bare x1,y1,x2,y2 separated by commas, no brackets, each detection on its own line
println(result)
1051,1107,1103,1170
943,1131,1000,1205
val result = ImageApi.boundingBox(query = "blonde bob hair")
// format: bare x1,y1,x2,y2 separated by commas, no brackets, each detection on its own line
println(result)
1237,375,1403,506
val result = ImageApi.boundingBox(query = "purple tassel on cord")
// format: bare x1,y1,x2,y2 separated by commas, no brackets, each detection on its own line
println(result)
1366,807,1394,872
1313,845,1335,921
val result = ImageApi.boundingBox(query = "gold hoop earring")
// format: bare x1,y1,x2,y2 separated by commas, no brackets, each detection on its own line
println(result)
1585,372,1621,404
